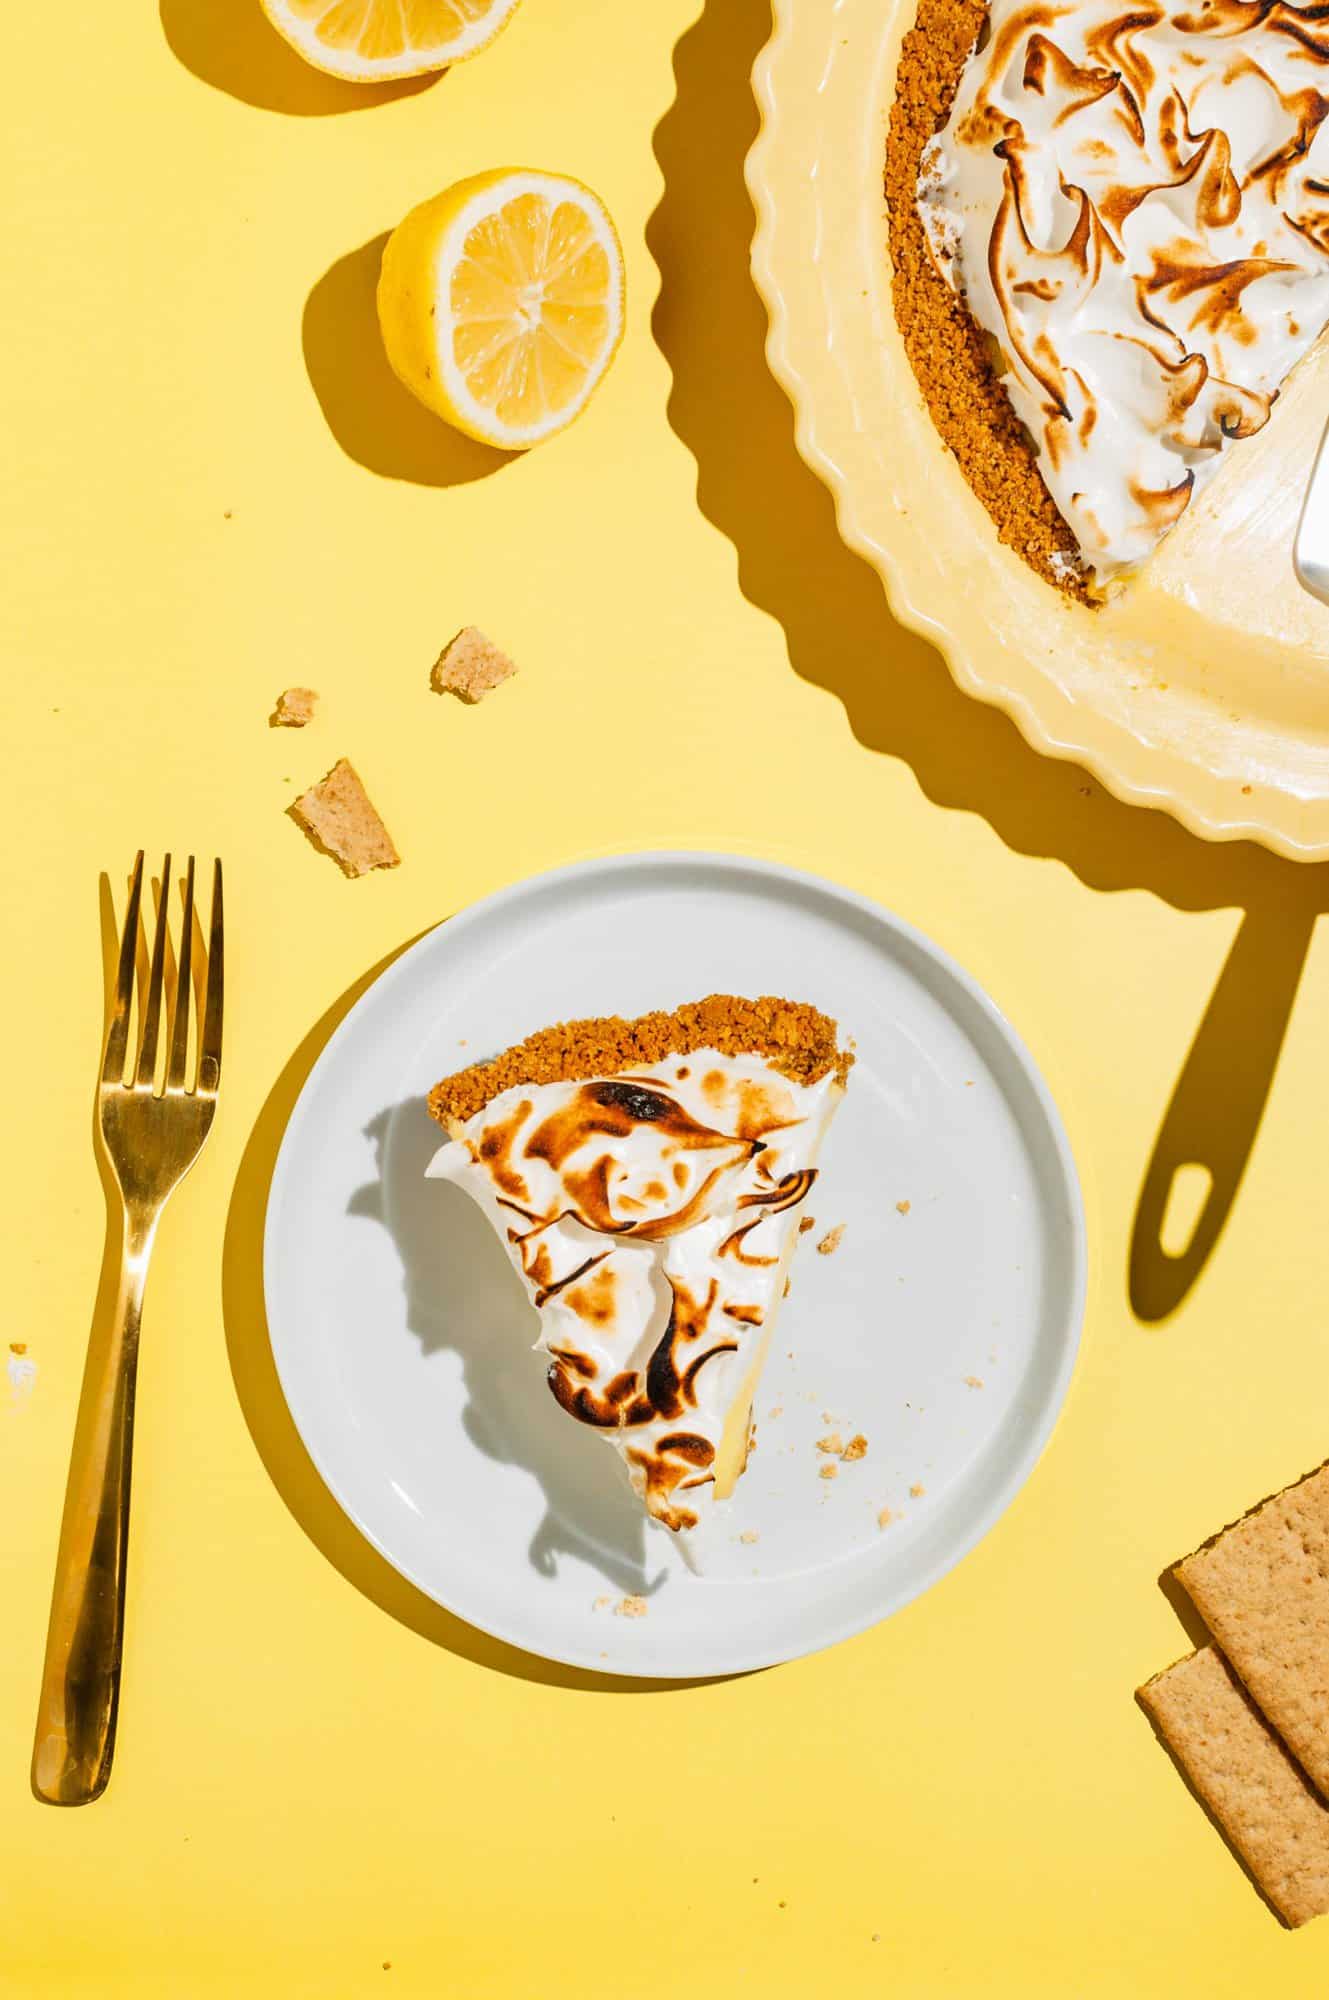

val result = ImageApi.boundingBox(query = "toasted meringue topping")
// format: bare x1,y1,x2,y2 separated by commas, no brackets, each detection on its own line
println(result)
918,0,1329,578
427,1051,843,1531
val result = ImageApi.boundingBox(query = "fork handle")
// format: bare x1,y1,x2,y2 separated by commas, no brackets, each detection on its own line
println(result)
31,1209,157,1806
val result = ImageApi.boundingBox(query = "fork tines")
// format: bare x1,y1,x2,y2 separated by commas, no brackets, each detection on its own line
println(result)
103,853,223,1098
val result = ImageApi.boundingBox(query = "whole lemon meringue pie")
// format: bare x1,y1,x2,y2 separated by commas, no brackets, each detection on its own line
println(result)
426,996,851,1532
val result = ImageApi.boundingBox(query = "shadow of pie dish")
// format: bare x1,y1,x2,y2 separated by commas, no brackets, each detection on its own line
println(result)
748,0,1329,856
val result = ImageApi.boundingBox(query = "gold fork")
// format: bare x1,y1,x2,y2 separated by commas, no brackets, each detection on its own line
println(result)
32,853,223,1806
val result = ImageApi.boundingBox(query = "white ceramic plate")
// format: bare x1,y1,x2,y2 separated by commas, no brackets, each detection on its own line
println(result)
264,853,1086,1677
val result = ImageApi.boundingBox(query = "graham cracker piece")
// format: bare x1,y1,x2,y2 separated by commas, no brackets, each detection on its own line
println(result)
1176,1462,1329,1798
430,626,517,704
1139,1646,1329,1927
272,687,318,727
289,759,400,878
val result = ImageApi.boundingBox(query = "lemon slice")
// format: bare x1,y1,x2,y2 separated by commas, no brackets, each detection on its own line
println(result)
377,170,625,451
260,0,523,81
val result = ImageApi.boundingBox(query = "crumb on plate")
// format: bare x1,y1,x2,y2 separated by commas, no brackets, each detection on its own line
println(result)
615,1594,648,1619
843,1433,868,1462
817,1224,845,1256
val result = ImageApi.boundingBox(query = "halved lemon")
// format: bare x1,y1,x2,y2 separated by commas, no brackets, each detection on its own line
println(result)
377,169,625,451
260,0,523,81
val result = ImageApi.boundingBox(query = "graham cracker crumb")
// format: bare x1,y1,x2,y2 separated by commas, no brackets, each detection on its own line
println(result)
768,1404,783,1419
739,1529,760,1545
799,1215,817,1234
272,687,318,728
817,1433,844,1455
614,1595,648,1619
289,759,400,878
9,1342,27,1356
817,1224,846,1257
843,1434,869,1462
430,995,852,1127
593,1595,612,1611
896,1200,911,1215
910,1482,926,1498
887,0,1089,598
431,626,517,704
878,1507,894,1528
783,1276,791,1299
964,1375,985,1389
820,1461,839,1481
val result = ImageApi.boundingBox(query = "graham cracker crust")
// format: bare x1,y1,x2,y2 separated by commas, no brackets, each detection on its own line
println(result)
886,0,1089,600
429,994,852,1127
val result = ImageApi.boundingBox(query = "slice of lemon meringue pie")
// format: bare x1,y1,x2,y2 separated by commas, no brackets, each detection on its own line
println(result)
426,995,851,1531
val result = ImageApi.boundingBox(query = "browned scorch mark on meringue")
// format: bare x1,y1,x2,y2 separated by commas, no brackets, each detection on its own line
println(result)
1146,246,1298,340
624,1432,716,1532
561,1263,619,1327
543,1272,739,1441
524,1079,743,1171
988,157,1123,416
469,1099,533,1203
548,1362,655,1428
1099,120,1242,235
735,1166,819,1216
1083,6,1162,125
1171,0,1329,65
1129,469,1196,530
1024,33,1120,120
647,1276,739,1421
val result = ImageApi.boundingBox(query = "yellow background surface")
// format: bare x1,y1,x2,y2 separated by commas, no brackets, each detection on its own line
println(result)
5,2,1329,1993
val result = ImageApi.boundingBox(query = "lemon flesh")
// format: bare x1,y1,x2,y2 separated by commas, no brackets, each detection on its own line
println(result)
260,0,523,81
377,170,625,451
